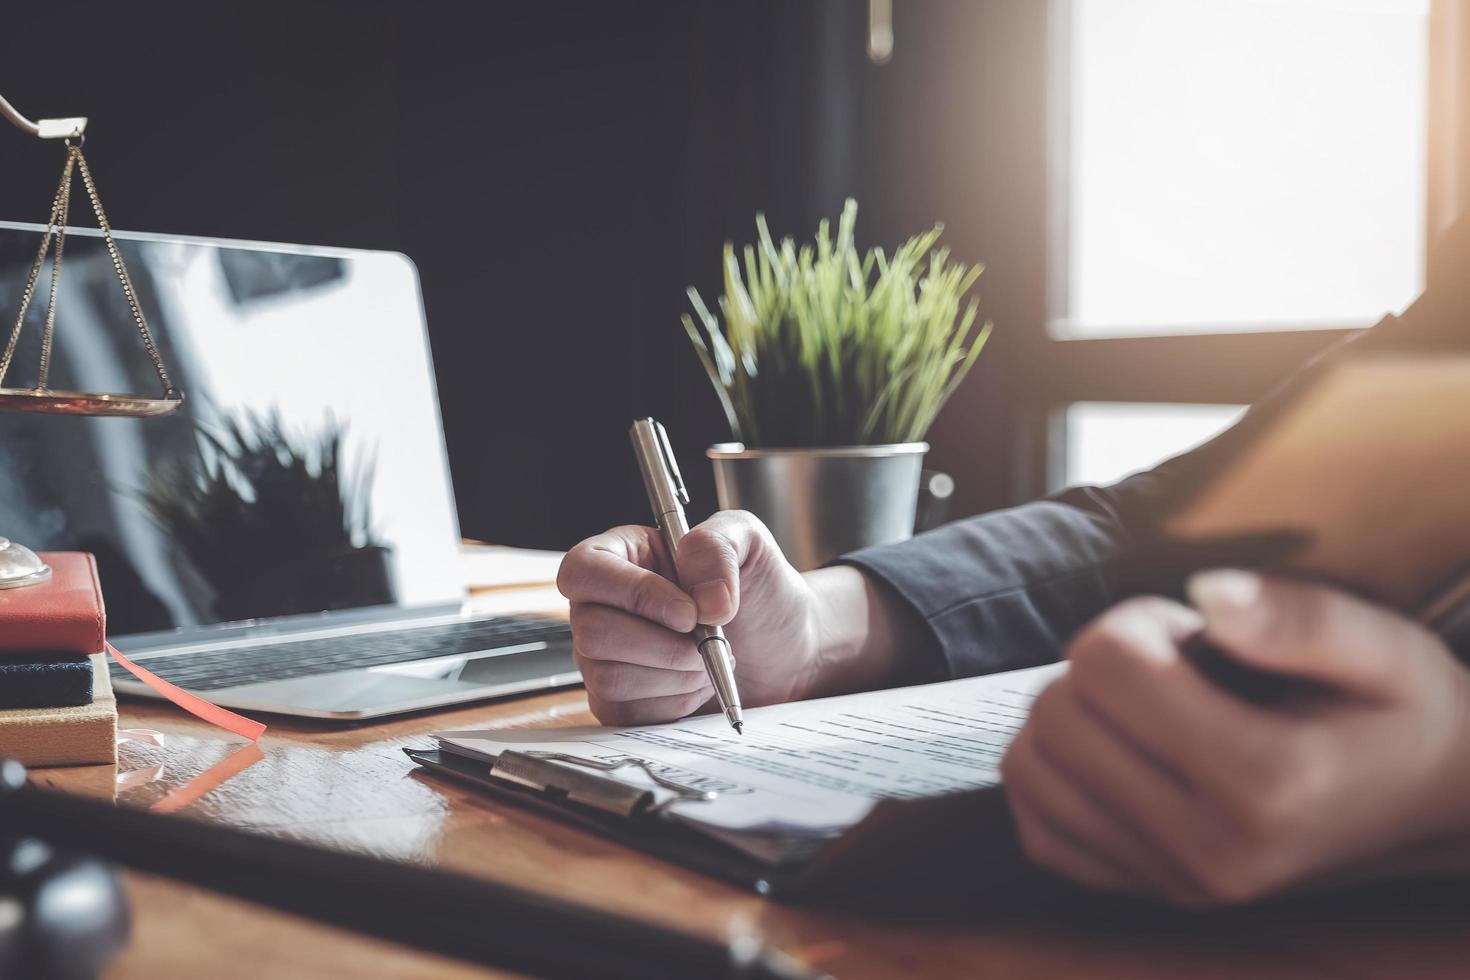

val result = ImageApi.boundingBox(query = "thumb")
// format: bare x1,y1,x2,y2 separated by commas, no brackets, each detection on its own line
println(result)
673,510,769,626
1186,569,1434,698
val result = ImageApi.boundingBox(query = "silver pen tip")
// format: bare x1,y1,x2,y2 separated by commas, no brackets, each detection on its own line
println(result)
732,721,744,736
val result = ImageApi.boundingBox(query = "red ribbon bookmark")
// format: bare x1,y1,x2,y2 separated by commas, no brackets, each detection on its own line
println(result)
107,642,267,742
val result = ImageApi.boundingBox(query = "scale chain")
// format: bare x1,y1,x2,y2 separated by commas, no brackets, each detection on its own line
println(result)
73,146,177,399
0,142,178,401
36,153,72,391
0,151,73,388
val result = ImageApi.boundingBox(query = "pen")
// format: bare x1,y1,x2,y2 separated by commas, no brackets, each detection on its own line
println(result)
629,417,745,734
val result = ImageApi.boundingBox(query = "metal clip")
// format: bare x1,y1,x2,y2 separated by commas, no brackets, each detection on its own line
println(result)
489,750,656,818
653,419,689,506
523,751,718,811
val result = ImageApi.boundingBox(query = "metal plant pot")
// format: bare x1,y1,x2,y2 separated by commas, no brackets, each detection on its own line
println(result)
707,442,929,571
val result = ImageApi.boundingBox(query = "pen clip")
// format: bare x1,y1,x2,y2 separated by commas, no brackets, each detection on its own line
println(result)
653,420,689,506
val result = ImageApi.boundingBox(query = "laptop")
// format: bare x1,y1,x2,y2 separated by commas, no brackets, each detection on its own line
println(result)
0,221,579,719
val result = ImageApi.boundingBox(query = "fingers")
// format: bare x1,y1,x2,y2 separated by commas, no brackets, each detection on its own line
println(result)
561,520,759,726
570,602,711,725
1004,680,1203,901
1187,570,1442,698
1003,727,1151,896
586,688,713,727
1006,793,1144,896
575,656,710,702
558,526,698,632
1048,592,1414,907
568,603,703,671
1065,596,1277,796
673,510,770,626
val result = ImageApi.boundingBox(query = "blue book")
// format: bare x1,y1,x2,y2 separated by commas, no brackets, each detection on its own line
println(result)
0,655,94,709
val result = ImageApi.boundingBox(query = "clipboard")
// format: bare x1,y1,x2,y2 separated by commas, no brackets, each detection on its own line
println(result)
404,746,1064,906
405,747,813,894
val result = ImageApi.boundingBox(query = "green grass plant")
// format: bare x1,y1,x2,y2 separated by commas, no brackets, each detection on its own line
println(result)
683,199,991,447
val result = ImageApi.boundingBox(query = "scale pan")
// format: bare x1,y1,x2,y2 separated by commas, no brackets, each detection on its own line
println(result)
0,387,184,418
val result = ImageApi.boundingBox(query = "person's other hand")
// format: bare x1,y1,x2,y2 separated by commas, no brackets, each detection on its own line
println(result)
1001,571,1470,906
557,511,823,725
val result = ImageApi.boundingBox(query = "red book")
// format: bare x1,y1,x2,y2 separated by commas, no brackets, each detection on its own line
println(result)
0,553,106,657
0,551,265,746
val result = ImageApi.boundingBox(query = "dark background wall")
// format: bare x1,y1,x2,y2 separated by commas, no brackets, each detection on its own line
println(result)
0,0,1040,548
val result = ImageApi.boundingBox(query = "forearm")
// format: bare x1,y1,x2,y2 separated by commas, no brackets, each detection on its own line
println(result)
797,564,933,699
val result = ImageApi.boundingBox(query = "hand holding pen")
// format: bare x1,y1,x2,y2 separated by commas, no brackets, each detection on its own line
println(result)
556,422,830,728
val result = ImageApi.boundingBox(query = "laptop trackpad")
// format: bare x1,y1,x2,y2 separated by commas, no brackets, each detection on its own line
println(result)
220,646,582,718
370,645,578,685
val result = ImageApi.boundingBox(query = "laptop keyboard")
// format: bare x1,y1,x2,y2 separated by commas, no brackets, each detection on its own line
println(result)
108,616,573,692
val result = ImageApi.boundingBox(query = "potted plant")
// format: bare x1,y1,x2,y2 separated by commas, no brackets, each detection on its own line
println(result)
683,199,990,569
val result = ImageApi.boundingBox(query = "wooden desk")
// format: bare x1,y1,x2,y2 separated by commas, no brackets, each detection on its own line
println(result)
34,604,1470,979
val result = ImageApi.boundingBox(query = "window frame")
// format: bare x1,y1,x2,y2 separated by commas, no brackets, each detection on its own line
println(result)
1018,0,1458,498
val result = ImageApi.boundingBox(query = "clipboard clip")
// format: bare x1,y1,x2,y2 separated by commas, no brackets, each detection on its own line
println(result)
490,750,717,818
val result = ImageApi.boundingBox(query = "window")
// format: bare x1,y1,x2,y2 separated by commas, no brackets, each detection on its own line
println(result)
1037,0,1434,493
1059,0,1429,336
1064,402,1247,486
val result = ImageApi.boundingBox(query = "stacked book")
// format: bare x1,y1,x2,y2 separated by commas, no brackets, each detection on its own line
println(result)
0,553,118,766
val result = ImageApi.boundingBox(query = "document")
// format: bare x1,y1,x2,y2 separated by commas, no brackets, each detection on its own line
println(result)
436,662,1063,860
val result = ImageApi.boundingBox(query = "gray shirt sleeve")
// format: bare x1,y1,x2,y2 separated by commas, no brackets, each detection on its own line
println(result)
840,473,1202,680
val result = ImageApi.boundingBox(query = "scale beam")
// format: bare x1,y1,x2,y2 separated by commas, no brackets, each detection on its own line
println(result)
0,92,85,140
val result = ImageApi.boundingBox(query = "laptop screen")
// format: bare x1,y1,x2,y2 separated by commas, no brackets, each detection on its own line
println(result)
0,222,464,639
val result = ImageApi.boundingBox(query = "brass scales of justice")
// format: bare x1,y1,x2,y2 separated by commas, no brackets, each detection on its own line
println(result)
0,91,184,590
